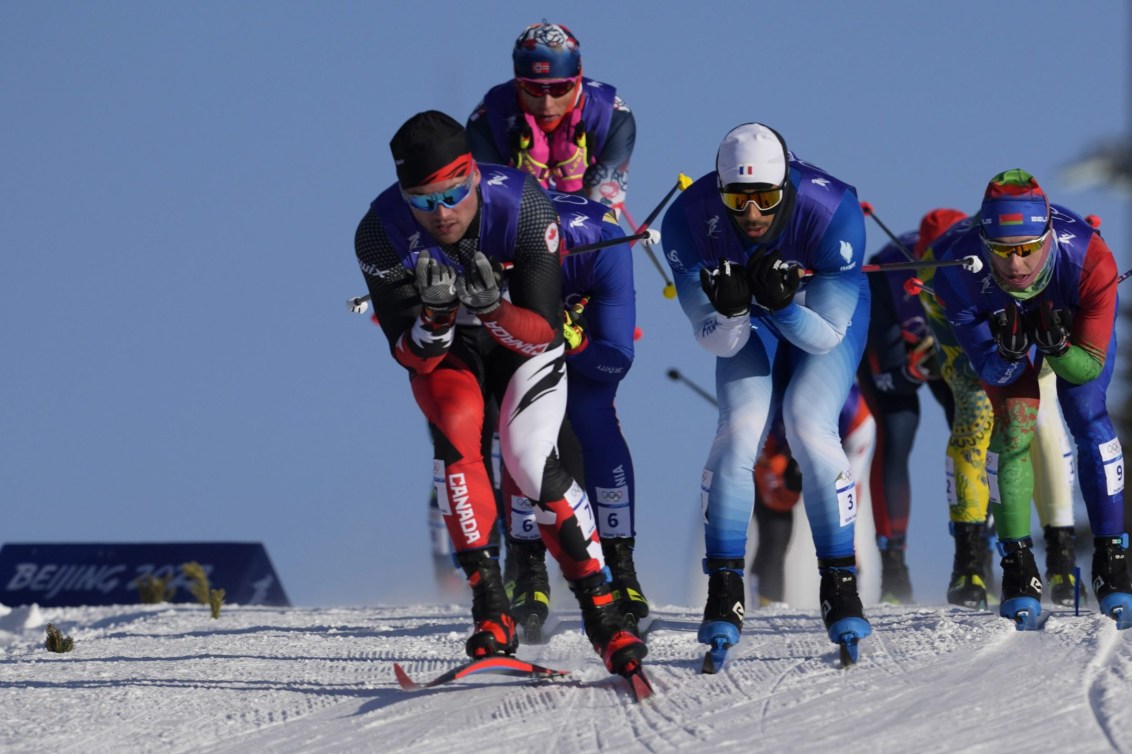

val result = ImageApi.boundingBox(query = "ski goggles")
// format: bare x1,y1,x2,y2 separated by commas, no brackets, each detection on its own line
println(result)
719,186,784,213
516,76,580,99
981,228,1051,258
401,172,475,212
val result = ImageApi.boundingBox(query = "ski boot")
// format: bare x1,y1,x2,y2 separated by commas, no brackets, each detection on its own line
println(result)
571,568,648,676
507,539,551,644
456,549,518,658
947,522,990,609
602,537,650,628
1092,534,1132,629
877,539,914,605
698,559,745,673
1044,525,1083,607
819,557,872,666
998,537,1043,630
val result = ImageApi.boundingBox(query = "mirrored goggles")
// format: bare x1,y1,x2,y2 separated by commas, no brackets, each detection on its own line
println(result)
516,77,579,98
401,172,475,212
981,229,1050,258
719,186,784,213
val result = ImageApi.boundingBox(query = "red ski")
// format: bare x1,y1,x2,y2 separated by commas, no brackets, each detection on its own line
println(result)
393,656,571,691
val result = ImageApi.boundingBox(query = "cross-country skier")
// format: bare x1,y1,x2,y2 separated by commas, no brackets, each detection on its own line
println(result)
503,190,649,637
466,21,635,219
661,122,873,661
920,211,1081,610
353,110,646,675
856,209,963,603
929,169,1130,628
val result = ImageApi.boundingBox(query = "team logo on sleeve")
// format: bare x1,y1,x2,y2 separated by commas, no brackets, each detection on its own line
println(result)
838,240,856,270
545,223,560,254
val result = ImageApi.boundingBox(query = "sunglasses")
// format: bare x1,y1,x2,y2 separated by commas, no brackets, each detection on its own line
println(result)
981,229,1050,258
516,77,579,98
719,186,784,213
401,172,475,212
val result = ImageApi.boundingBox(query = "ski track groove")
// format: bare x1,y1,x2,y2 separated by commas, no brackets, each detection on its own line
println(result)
1079,617,1127,752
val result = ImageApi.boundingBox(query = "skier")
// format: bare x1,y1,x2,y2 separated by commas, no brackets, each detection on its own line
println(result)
504,190,649,637
661,122,873,663
930,169,1130,628
856,209,963,603
920,215,1081,610
354,110,646,675
466,21,635,219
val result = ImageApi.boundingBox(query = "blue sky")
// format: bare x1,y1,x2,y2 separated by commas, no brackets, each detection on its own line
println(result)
3,2,1128,607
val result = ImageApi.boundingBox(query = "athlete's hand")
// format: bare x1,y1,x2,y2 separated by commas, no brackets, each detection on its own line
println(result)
1026,300,1072,357
746,250,800,311
455,251,502,315
699,260,751,317
562,302,588,352
414,250,458,311
990,303,1030,362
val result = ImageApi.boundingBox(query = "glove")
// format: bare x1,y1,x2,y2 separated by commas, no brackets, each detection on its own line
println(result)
746,250,800,311
562,302,587,352
991,303,1030,362
903,331,940,382
414,250,458,325
699,259,751,317
455,251,502,315
1026,300,1072,357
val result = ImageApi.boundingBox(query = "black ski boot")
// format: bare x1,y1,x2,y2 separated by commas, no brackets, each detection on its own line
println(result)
1092,534,1132,628
1044,525,1082,607
819,557,871,663
507,539,551,643
878,540,914,605
698,559,745,644
948,522,990,609
456,549,517,659
571,569,648,676
602,537,650,625
998,537,1043,628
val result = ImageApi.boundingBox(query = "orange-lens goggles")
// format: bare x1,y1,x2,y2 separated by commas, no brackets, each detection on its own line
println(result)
719,187,784,213
517,77,579,98
981,230,1050,258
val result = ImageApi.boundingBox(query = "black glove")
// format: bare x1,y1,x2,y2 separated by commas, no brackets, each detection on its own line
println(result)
455,251,502,315
1026,300,1072,357
991,303,1030,362
746,250,800,311
414,250,458,311
699,259,751,317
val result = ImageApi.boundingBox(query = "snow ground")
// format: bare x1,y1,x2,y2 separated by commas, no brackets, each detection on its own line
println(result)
2,600,1130,753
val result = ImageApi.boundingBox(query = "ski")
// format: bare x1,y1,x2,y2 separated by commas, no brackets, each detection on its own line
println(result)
622,663,654,701
393,656,570,691
828,617,872,667
700,637,732,674
518,614,547,645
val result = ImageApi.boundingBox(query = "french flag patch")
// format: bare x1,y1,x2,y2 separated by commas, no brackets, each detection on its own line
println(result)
739,165,754,175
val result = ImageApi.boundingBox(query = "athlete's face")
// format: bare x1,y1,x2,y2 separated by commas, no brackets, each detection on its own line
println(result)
516,78,579,132
729,199,776,240
987,233,1049,289
405,169,481,245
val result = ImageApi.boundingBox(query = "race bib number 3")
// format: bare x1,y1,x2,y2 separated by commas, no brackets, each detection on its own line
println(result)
836,471,857,527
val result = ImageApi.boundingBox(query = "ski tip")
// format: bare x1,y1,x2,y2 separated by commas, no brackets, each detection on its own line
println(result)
839,641,858,667
392,662,421,691
701,643,729,675
519,614,545,645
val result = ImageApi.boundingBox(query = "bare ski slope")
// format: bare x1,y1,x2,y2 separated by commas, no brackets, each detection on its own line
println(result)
2,601,1130,753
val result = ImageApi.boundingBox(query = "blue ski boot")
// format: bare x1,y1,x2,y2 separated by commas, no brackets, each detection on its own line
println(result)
998,537,1043,630
1092,534,1132,630
819,557,872,666
698,559,745,673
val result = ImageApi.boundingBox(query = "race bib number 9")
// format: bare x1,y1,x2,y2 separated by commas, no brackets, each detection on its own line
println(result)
1100,438,1125,496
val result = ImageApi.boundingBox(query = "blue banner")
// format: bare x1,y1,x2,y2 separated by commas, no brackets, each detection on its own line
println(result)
0,542,290,607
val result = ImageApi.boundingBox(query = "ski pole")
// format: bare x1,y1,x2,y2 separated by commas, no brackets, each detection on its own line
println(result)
346,230,659,314
791,254,984,280
860,202,916,262
666,368,718,408
623,172,695,300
